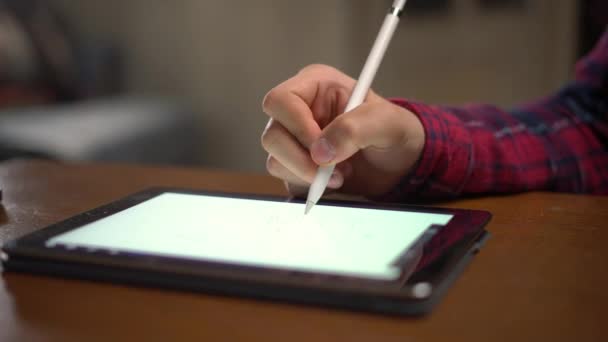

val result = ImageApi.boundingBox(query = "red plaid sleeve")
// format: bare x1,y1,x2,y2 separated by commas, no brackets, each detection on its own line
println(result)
386,30,608,200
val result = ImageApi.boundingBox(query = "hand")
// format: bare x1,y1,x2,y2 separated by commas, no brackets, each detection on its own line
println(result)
261,64,425,198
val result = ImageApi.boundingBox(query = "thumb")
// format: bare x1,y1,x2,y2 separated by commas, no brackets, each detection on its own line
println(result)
309,101,411,165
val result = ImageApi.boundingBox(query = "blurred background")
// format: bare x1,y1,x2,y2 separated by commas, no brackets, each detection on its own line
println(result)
0,0,603,173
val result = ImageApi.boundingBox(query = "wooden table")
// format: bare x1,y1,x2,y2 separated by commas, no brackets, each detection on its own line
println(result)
0,159,606,342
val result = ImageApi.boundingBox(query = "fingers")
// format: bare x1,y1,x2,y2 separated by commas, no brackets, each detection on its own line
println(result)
266,155,346,189
260,64,421,197
261,119,319,183
262,86,321,149
262,118,345,189
265,155,309,188
261,64,357,149
266,154,346,193
260,64,357,192
309,100,415,166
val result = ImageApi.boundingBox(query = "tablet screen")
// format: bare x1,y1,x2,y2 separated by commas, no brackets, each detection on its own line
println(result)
46,193,453,280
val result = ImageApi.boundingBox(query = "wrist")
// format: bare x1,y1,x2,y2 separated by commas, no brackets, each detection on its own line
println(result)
378,98,451,200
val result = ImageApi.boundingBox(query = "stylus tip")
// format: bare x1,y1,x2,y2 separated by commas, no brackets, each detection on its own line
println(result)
304,201,314,215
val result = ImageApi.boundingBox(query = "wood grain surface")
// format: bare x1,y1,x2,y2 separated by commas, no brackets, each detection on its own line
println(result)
0,159,606,342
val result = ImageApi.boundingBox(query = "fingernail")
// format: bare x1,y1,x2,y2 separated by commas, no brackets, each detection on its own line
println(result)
311,138,335,164
328,171,343,188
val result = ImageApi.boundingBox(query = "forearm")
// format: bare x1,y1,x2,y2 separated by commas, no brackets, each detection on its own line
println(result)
387,89,608,199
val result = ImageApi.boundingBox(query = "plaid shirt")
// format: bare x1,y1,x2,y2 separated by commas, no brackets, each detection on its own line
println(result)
389,30,608,200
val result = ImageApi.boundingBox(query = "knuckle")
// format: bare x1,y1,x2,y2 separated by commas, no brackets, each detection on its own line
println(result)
289,126,311,148
262,87,282,113
260,123,280,151
299,63,334,75
334,115,359,140
265,155,279,175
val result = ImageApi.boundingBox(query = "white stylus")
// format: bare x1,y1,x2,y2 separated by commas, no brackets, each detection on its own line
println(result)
304,0,407,214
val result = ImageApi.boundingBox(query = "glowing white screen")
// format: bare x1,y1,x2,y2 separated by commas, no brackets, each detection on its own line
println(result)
48,193,453,280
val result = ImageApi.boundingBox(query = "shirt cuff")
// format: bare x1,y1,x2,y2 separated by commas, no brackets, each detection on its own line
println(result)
377,98,453,201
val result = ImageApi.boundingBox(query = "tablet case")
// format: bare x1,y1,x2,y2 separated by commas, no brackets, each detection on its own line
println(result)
2,230,489,316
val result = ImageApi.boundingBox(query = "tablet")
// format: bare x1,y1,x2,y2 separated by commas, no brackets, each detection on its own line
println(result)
1,188,491,315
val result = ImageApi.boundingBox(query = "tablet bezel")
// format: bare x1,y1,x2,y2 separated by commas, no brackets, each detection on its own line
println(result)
1,188,491,314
